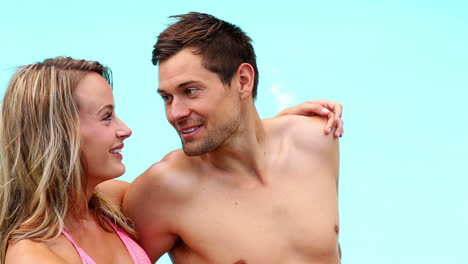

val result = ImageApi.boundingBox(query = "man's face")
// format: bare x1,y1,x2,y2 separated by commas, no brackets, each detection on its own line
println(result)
158,48,241,156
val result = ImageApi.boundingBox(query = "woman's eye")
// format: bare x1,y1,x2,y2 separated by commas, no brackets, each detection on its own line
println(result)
103,112,113,121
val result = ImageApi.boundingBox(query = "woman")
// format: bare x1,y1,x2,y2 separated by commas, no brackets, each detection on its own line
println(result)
0,57,151,263
0,56,343,263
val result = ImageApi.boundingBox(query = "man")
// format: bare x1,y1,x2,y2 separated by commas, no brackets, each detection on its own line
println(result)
124,12,342,264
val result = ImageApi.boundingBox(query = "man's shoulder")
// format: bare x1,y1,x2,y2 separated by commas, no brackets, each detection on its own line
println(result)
266,113,326,129
266,115,336,149
140,149,195,184
127,149,199,206
266,115,340,184
6,239,66,264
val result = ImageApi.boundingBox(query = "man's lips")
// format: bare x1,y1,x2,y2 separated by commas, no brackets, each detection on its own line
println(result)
179,125,203,139
180,125,202,133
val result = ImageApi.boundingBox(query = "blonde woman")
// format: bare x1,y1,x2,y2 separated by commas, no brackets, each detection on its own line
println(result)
0,57,151,264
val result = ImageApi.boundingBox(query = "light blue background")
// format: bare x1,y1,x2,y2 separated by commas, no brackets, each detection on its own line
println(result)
1,1,467,263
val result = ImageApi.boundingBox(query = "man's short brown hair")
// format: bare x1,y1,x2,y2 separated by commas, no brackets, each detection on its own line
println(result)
152,12,259,99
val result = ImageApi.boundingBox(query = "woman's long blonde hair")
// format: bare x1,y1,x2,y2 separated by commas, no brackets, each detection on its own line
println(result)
0,57,134,262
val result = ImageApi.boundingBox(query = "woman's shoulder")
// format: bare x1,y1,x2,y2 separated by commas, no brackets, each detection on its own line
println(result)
6,238,68,264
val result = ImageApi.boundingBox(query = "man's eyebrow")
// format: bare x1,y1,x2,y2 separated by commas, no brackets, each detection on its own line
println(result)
158,80,199,94
178,80,198,88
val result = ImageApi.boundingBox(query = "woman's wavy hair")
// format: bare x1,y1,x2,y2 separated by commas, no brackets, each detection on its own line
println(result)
0,57,133,262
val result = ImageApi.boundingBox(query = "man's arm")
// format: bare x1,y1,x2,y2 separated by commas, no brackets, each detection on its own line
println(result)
96,180,130,208
290,115,342,259
275,99,344,138
288,115,340,190
123,155,182,263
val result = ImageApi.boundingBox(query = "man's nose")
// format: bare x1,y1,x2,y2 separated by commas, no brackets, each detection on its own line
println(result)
168,98,190,122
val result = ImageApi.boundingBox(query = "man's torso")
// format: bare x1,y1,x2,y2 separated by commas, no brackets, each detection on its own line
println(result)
164,117,341,264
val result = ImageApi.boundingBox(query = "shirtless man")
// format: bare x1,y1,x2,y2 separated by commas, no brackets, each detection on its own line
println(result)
124,12,342,264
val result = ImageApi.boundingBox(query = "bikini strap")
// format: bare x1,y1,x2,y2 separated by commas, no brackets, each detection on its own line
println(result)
61,230,97,264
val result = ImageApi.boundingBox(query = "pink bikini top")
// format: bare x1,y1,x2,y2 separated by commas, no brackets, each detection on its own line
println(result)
61,220,151,264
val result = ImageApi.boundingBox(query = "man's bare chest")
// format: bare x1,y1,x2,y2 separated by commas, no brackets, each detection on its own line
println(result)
172,171,339,263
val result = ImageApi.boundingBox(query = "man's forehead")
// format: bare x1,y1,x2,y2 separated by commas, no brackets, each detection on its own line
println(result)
158,68,199,92
158,53,217,91
158,52,200,82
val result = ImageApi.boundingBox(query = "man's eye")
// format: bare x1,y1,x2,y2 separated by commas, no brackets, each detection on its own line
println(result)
161,95,173,102
186,88,199,96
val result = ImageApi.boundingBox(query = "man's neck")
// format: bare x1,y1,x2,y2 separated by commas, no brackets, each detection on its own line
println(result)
200,108,269,183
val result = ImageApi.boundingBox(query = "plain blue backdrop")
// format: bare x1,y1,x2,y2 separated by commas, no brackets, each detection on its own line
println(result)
1,1,467,263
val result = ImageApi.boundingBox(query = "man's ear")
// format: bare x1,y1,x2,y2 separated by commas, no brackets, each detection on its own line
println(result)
236,63,255,100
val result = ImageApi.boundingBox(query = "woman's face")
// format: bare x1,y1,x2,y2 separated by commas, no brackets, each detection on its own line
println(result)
74,72,132,185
